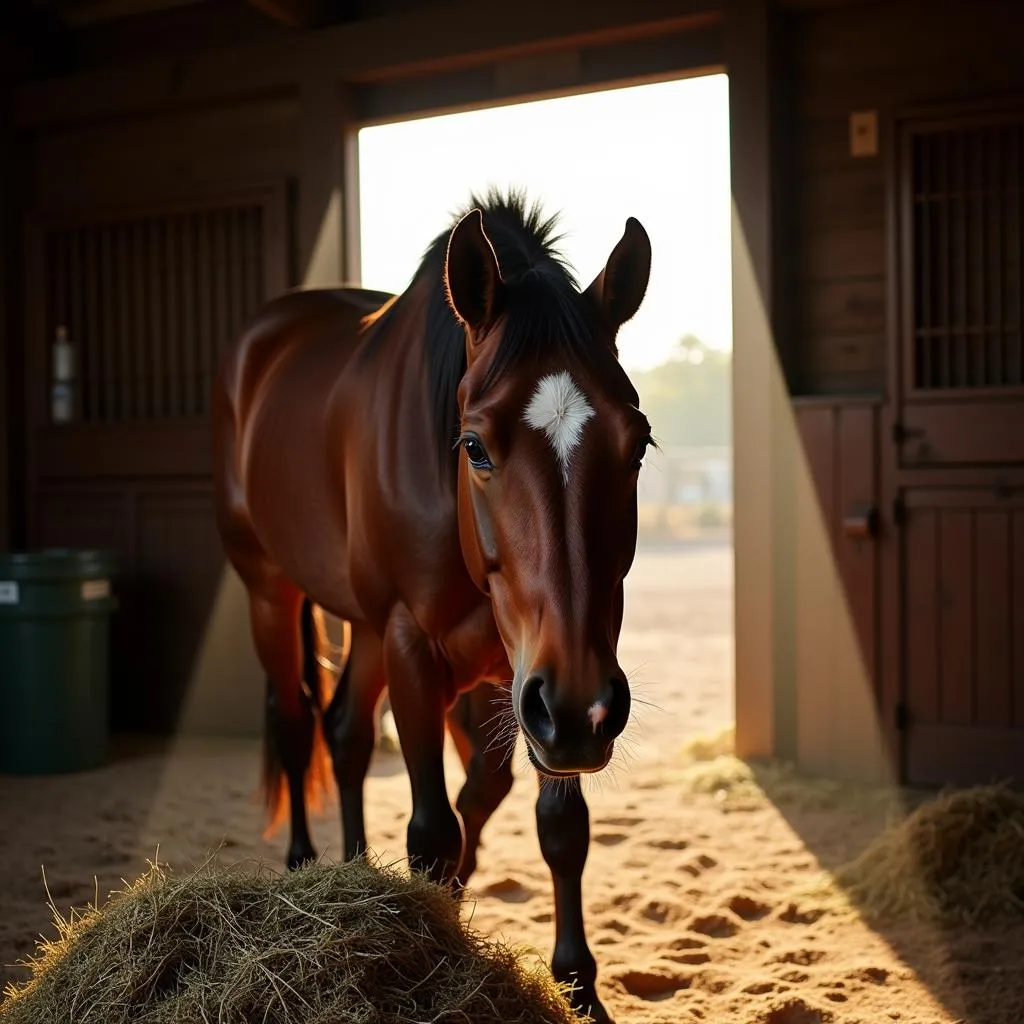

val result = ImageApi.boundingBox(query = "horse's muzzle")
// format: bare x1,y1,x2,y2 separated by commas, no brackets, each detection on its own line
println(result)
516,671,631,774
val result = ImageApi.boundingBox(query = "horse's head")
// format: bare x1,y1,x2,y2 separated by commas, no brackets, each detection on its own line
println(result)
445,206,653,776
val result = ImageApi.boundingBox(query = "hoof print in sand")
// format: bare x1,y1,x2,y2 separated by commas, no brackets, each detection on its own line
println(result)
594,832,629,847
754,997,835,1024
94,847,132,868
601,917,632,936
777,969,811,984
478,878,534,903
682,853,718,877
779,902,826,926
596,816,644,828
773,948,827,967
640,899,682,924
849,965,889,985
687,967,734,995
645,837,689,850
40,879,83,900
727,893,772,921
661,949,711,965
614,966,690,1001
688,911,741,938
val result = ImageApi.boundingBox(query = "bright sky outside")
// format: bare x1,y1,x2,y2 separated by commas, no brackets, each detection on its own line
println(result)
357,73,732,374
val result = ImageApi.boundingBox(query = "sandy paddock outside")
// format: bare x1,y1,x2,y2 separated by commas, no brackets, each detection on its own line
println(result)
3,542,1022,1023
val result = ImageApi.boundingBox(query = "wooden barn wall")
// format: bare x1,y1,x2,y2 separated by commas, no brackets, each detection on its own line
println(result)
789,0,1024,397
32,95,300,211
23,93,300,735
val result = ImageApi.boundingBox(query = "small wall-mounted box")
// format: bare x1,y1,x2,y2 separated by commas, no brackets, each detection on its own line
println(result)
849,110,879,158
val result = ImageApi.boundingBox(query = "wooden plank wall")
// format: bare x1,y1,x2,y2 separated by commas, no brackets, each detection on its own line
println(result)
23,92,300,734
789,0,1024,396
33,95,300,212
792,397,888,780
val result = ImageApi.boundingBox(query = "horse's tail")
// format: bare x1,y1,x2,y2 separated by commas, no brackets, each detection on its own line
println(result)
260,597,338,838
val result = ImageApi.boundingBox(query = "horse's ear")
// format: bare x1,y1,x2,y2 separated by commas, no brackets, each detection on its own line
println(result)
444,208,503,341
586,217,651,339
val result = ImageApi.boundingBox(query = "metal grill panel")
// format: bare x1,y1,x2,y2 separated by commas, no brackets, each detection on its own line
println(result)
45,202,266,421
910,118,1024,390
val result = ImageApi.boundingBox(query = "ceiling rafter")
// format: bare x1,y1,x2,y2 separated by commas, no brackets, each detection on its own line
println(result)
246,0,361,29
37,0,208,27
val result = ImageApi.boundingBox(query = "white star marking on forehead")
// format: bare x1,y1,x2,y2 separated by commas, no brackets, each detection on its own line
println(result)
523,371,595,484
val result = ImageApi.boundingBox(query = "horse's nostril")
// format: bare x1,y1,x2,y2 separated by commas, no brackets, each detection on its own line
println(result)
520,674,556,746
602,676,632,739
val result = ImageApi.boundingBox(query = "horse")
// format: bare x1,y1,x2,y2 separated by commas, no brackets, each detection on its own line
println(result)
212,188,653,1023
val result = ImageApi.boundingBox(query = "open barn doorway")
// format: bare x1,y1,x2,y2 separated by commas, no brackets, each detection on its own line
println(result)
350,72,735,825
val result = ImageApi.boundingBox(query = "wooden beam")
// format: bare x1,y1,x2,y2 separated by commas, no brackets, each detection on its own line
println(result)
726,0,798,764
352,22,722,126
15,0,719,127
774,0,881,10
51,0,208,26
246,0,362,28
246,0,317,29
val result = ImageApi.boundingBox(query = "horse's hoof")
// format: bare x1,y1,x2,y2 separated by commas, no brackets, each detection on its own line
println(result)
286,845,318,871
575,995,613,1024
454,856,477,890
573,991,610,1024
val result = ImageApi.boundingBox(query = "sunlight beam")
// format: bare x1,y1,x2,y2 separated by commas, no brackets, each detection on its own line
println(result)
730,195,895,787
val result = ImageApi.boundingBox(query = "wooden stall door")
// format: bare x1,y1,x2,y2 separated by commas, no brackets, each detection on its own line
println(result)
25,186,289,733
900,488,1024,785
892,106,1024,786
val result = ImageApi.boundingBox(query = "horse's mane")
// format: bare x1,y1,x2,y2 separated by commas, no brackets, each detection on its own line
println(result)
364,187,595,476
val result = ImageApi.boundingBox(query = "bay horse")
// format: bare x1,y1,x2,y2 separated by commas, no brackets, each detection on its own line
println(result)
212,189,653,1023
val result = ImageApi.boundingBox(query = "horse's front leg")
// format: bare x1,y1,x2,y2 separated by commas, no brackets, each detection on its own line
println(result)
384,605,464,884
536,776,611,1024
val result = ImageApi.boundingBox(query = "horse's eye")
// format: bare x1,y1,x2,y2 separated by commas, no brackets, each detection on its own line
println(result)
462,437,493,471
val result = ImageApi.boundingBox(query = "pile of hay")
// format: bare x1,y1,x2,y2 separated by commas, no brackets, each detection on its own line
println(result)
836,783,1024,925
0,856,581,1024
680,725,735,763
677,728,903,819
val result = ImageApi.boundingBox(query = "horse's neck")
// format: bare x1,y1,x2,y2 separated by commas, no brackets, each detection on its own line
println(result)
369,279,456,497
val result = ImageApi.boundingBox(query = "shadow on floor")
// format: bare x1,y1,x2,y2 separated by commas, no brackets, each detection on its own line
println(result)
752,763,1024,1024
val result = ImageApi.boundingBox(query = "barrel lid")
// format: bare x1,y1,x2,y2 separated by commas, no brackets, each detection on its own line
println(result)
0,549,115,581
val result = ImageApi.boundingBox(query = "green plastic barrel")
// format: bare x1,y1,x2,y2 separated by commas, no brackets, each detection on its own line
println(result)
0,549,117,774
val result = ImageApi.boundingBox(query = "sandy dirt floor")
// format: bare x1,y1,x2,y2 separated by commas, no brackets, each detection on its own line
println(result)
2,542,1022,1023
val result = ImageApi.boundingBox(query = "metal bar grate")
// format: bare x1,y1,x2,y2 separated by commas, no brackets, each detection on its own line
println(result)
910,118,1024,390
44,201,267,422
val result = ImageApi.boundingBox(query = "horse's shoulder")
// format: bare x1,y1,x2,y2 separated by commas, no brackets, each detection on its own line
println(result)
220,290,343,411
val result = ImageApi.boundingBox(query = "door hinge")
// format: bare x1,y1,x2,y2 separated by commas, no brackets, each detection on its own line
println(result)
891,495,906,528
894,701,909,732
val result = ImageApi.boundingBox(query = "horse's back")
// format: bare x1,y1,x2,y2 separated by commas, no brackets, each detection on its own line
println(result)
218,286,394,422
332,284,396,312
